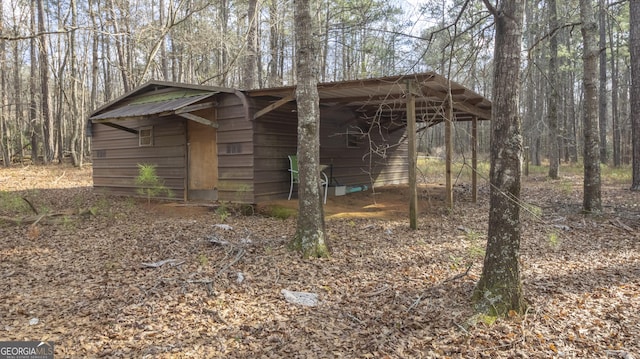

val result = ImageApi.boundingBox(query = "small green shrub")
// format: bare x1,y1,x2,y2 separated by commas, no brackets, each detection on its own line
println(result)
197,253,209,266
548,232,561,249
216,204,230,221
522,203,543,218
135,163,173,204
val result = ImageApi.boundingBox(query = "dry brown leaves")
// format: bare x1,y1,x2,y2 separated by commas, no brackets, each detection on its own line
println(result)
1,165,639,358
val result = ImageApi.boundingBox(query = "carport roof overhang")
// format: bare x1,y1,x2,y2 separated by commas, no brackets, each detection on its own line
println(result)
247,72,491,125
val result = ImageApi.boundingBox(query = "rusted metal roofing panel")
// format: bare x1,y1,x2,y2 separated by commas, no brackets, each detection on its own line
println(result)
90,92,217,121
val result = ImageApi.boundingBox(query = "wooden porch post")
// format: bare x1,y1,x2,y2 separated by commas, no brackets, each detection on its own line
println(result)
472,116,478,203
445,101,453,210
407,81,418,229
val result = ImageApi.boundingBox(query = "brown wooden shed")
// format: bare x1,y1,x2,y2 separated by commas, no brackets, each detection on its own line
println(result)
88,73,491,204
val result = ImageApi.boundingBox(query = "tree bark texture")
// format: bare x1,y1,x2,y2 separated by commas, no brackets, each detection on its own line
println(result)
631,0,640,190
580,0,603,211
548,0,560,179
292,0,329,258
598,0,608,164
37,0,54,163
29,1,39,163
0,0,10,166
243,0,259,89
473,0,526,316
609,22,621,167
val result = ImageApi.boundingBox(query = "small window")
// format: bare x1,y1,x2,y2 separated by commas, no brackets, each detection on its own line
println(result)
139,126,153,147
226,143,242,154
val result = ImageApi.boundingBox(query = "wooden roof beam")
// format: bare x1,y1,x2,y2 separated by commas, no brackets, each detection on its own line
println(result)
253,94,295,120
177,113,219,128
96,122,139,134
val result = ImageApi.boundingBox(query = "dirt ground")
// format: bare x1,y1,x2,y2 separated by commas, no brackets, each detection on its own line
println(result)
1,165,639,358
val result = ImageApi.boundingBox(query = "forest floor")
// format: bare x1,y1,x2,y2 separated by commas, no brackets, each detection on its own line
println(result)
0,164,639,358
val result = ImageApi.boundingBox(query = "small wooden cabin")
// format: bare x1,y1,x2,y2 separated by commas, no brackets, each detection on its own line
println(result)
88,73,491,203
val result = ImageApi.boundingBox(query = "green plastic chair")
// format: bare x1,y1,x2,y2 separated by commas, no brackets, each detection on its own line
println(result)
288,155,328,204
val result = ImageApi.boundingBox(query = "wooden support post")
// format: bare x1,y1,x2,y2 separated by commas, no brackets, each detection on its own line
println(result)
445,101,453,210
407,81,418,229
472,116,478,203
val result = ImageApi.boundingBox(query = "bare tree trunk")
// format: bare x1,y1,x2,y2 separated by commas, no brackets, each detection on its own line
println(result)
473,0,526,316
102,32,112,101
565,37,579,163
580,0,602,211
159,0,169,81
631,0,640,190
13,35,24,162
54,0,68,163
217,0,230,87
620,68,630,164
598,0,608,164
0,1,10,167
243,0,258,89
292,0,329,258
548,0,560,178
30,1,39,164
268,0,280,87
37,0,54,163
610,25,621,167
523,0,536,165
69,0,82,167
89,0,99,115
109,0,131,92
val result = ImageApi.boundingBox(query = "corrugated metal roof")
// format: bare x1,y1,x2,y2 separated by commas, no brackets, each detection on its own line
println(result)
90,92,217,121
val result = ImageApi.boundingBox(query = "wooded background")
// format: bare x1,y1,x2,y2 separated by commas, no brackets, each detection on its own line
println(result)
0,0,632,169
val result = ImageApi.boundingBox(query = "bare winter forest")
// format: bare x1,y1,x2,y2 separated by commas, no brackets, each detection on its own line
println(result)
1,0,640,358
0,0,635,167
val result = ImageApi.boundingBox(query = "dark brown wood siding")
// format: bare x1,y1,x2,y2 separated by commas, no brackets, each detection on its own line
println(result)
91,117,187,200
250,96,409,202
251,98,298,202
319,114,409,189
216,93,256,203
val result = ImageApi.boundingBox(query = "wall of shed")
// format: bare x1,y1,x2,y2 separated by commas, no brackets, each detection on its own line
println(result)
250,97,409,202
91,117,187,200
215,93,256,203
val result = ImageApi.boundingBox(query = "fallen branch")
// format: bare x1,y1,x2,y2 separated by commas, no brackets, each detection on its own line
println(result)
207,235,230,246
443,263,473,283
611,218,634,233
215,248,246,278
22,197,38,214
142,259,185,268
0,208,95,226
52,171,66,185
364,284,391,297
